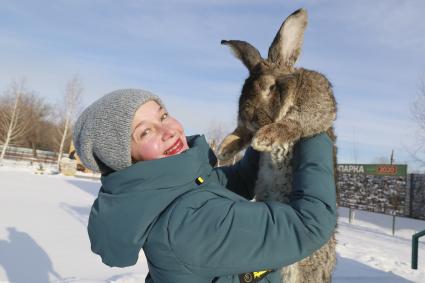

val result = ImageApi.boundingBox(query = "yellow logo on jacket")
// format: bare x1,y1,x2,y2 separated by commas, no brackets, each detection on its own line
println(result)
238,269,272,283
253,270,268,279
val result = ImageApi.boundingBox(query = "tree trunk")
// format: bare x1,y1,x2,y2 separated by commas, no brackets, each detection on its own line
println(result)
32,142,38,158
0,92,20,161
57,116,70,167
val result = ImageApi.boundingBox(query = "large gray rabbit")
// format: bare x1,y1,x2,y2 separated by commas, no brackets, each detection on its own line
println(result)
217,9,338,283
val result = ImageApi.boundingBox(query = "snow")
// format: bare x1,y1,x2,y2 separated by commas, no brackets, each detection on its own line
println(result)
334,208,425,282
0,166,425,283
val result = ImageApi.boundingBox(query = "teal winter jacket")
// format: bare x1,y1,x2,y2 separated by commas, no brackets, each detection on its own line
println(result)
88,134,337,283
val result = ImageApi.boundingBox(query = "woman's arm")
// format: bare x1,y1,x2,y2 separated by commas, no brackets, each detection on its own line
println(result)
211,146,260,199
169,133,337,276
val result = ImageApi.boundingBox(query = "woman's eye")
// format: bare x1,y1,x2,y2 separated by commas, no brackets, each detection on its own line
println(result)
161,113,169,121
141,128,151,137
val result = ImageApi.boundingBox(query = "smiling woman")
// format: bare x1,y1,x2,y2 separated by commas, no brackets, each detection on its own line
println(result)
72,88,337,283
130,100,189,162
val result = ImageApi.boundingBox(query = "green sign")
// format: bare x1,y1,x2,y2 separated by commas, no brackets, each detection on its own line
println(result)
337,164,407,176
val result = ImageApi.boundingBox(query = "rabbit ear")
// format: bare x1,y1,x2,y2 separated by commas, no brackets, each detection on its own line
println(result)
267,8,308,68
221,40,263,72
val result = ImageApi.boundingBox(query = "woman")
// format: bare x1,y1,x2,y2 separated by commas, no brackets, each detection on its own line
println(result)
73,88,337,283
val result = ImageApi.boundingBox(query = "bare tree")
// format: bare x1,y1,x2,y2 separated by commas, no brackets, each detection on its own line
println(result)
206,121,243,166
371,156,390,164
21,94,53,156
0,79,33,161
37,120,61,151
388,193,403,215
56,75,83,166
206,121,227,152
411,75,425,166
371,150,395,164
352,127,358,163
388,193,403,236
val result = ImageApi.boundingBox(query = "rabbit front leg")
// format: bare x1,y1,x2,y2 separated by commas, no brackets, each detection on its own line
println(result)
252,120,301,152
217,125,253,161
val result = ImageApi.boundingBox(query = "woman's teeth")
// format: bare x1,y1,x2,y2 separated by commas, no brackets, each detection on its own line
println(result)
164,139,182,155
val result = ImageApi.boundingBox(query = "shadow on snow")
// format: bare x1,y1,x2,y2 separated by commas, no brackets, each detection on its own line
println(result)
0,227,62,283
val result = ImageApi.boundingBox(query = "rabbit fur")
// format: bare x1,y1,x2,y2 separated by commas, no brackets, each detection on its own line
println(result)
217,9,338,283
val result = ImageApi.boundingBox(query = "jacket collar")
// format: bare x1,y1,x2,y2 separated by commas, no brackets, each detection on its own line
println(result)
100,135,217,194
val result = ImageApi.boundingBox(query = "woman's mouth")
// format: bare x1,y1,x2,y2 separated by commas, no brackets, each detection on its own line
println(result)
164,139,184,156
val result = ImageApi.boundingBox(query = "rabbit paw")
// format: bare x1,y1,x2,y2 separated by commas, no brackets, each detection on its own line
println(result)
217,134,243,160
252,123,295,152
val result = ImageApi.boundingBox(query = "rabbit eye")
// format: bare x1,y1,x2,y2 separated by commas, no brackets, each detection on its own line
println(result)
269,85,276,92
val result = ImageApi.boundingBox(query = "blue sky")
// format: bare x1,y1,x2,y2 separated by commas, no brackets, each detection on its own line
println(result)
1,0,425,171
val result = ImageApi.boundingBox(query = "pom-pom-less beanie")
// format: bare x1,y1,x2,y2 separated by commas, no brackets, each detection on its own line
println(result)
72,89,165,175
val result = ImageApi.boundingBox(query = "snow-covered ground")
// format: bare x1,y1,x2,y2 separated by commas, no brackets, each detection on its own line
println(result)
1,164,424,283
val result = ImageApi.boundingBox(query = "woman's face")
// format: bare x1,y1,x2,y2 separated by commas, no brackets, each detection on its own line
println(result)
130,100,189,162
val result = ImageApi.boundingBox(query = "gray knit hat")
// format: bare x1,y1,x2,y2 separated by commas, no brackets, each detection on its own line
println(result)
73,89,165,175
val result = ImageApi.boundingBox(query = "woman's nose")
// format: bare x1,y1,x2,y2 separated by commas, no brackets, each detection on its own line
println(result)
161,126,175,141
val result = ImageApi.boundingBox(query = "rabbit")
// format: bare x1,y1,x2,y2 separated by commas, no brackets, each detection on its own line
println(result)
217,8,338,283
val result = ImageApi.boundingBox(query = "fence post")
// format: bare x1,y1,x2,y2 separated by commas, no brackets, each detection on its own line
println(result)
412,229,425,269
349,207,355,224
392,214,396,236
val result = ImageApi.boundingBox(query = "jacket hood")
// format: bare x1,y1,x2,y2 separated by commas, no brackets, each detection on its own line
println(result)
88,135,217,267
